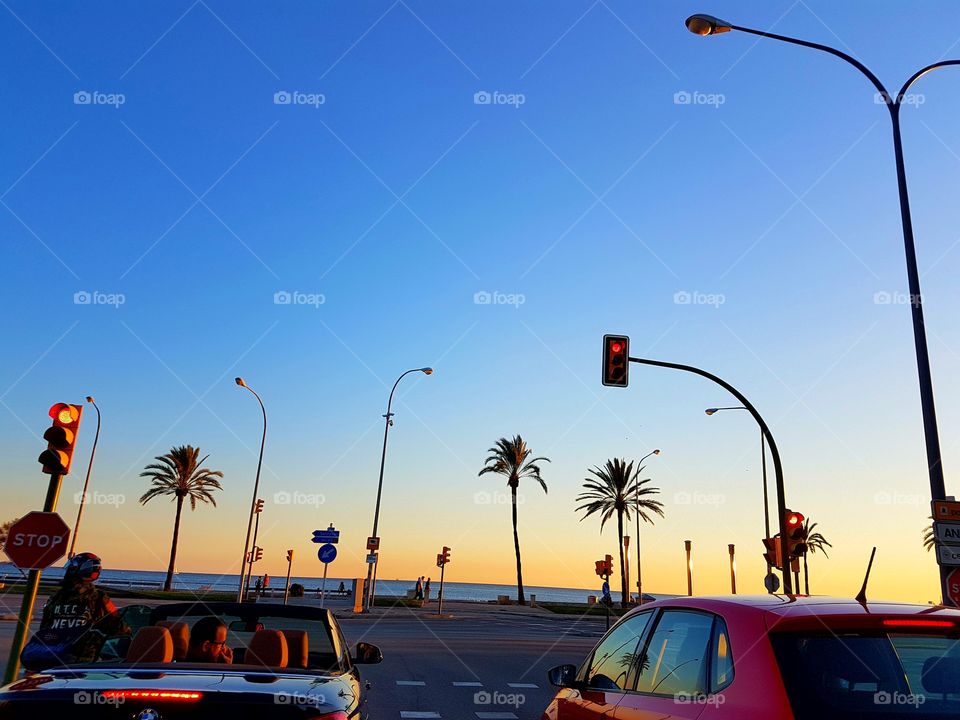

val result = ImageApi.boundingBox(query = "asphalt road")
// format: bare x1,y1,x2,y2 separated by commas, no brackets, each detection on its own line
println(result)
339,612,605,720
0,603,607,720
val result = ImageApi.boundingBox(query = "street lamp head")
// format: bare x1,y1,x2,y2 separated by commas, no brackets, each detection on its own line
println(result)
705,408,718,416
85,396,95,404
421,367,434,375
685,14,732,36
653,449,661,455
235,377,247,388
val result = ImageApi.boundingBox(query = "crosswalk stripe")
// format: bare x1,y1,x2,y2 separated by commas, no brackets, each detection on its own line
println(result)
507,682,538,688
452,681,483,687
396,680,426,686
400,713,441,719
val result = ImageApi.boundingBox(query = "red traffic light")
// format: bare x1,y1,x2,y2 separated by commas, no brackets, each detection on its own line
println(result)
602,334,630,388
785,510,805,528
38,403,83,475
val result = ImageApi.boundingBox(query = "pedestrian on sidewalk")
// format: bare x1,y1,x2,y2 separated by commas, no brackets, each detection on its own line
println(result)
415,576,423,600
424,577,432,602
255,576,262,596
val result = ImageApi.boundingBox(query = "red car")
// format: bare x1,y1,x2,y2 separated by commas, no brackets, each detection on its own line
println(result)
542,595,960,719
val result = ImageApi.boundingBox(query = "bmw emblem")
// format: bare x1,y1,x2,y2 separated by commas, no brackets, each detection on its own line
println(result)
135,710,160,720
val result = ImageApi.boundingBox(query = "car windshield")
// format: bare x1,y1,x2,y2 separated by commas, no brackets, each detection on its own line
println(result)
771,630,960,719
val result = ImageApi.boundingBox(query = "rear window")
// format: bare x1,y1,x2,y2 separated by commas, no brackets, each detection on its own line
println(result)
771,631,960,718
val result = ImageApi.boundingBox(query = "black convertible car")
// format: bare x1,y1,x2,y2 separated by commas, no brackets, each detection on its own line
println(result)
0,601,382,719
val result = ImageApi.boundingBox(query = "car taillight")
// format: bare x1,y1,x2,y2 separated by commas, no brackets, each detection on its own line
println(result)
882,619,956,629
101,690,202,701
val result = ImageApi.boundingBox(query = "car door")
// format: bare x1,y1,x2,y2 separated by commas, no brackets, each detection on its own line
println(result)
612,609,720,720
557,611,655,720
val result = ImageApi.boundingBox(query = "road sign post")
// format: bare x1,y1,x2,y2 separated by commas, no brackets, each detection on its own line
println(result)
283,549,294,605
317,542,338,608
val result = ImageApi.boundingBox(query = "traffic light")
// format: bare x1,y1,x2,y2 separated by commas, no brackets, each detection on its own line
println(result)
784,510,806,559
254,546,263,562
437,553,444,568
254,499,264,514
38,403,83,475
604,554,613,577
763,536,783,570
602,334,630,387
441,546,451,565
286,549,294,563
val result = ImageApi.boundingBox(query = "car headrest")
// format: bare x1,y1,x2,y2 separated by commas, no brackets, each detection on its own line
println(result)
281,630,309,668
922,655,960,695
127,626,173,664
157,621,190,660
246,629,288,668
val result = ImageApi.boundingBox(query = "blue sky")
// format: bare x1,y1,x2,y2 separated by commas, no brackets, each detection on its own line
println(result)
2,1,960,600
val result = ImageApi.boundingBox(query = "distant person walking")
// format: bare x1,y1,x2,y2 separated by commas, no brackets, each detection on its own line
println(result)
424,577,432,602
263,574,270,597
254,577,262,596
415,576,424,601
338,581,346,595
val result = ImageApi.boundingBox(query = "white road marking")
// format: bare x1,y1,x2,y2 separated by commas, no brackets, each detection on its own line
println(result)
475,713,518,720
507,682,539,688
400,713,441,719
453,681,483,687
396,680,427,686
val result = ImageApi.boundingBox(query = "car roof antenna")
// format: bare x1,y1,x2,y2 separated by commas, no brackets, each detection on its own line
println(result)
855,547,877,605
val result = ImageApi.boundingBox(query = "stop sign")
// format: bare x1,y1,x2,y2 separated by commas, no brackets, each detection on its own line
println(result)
948,568,960,608
4,511,70,569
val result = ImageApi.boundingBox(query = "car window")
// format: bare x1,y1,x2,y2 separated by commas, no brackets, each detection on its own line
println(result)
634,610,713,697
772,631,960,718
585,611,654,691
710,618,734,692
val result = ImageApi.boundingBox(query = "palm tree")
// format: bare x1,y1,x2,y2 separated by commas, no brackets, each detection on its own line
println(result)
924,516,935,552
801,518,832,595
140,446,223,591
478,435,549,605
576,459,664,606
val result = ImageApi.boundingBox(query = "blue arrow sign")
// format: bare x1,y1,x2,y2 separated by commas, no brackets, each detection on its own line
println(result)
317,543,337,564
312,529,340,544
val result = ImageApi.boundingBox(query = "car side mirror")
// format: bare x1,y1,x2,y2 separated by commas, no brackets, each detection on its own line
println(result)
548,664,578,688
354,642,383,664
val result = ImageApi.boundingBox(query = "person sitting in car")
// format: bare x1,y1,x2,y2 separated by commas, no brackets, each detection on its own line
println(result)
185,616,233,663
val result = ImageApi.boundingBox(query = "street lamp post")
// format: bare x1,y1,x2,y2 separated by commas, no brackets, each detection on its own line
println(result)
364,367,433,611
235,377,267,603
686,11,959,605
706,406,774,591
634,448,660,604
68,396,100,559
630,355,794,594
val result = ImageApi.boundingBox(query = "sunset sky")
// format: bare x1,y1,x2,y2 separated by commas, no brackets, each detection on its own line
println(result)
3,1,960,604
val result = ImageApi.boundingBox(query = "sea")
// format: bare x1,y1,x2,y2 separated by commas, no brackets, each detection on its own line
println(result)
0,564,648,604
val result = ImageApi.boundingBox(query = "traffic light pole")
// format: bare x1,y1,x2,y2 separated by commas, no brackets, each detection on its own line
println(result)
283,551,293,605
629,356,793,595
437,561,446,616
3,472,65,684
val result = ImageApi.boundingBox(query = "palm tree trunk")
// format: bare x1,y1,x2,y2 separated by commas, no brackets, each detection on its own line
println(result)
164,494,185,592
511,483,525,605
617,510,627,606
803,553,810,595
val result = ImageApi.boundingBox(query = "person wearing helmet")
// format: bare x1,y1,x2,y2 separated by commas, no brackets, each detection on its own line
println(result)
20,552,128,670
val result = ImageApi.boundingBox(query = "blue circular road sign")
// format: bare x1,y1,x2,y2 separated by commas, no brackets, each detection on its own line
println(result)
318,543,337,564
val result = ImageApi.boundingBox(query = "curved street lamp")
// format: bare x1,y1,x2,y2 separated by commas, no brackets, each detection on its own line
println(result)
235,377,267,602
364,367,434,610
68,396,100,559
634,448,659,603
685,11,959,604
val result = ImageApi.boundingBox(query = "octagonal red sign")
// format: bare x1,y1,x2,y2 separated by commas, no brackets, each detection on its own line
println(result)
948,568,960,608
4,511,70,569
